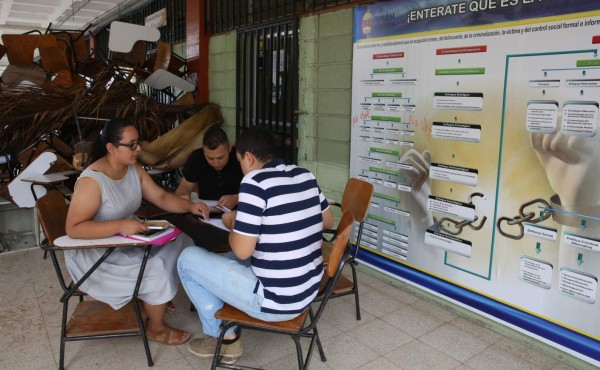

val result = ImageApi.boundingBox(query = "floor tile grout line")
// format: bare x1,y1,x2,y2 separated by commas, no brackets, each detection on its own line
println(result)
33,283,60,369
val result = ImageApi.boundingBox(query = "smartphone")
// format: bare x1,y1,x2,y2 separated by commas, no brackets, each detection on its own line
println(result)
143,220,170,230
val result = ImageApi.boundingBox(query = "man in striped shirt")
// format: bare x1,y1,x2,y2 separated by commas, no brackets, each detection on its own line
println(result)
178,127,334,363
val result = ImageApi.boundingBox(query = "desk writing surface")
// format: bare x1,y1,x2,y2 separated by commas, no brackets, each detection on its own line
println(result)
54,235,146,249
165,214,231,253
22,171,79,184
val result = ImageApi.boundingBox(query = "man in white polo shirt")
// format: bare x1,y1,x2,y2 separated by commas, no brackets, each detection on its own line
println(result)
177,126,334,363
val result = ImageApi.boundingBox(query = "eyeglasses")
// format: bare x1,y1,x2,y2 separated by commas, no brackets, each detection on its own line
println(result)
114,141,142,151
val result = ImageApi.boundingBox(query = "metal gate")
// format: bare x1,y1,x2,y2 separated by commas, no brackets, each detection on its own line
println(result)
236,19,299,164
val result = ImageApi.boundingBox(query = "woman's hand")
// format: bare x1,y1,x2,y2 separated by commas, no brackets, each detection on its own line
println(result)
531,131,600,206
189,202,210,220
120,219,148,235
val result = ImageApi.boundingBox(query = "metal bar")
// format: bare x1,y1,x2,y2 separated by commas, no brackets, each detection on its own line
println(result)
239,31,244,132
282,22,289,149
225,0,229,31
206,0,212,34
49,251,70,293
236,32,243,133
240,0,248,26
268,26,274,129
291,18,299,163
133,245,153,367
64,332,145,341
259,0,264,23
60,248,115,303
60,298,68,369
255,28,268,129
261,28,268,130
248,30,255,131
275,24,282,135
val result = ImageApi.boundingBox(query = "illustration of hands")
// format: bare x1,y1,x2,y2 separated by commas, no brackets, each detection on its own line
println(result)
499,131,600,239
400,149,433,228
530,131,600,207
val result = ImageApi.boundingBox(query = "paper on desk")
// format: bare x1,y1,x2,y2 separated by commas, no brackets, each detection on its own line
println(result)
200,217,230,231
190,193,217,206
190,194,230,212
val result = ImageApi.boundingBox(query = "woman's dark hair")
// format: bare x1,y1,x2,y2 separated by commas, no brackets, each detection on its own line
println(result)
92,118,135,161
236,126,277,162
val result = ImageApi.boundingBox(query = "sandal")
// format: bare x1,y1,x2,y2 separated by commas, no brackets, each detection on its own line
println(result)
146,326,191,346
166,300,176,314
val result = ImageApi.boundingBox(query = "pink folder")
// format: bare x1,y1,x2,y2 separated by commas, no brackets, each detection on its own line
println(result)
117,227,182,246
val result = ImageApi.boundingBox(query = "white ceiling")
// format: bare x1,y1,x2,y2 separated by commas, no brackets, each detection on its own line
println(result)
0,0,147,35
0,0,153,73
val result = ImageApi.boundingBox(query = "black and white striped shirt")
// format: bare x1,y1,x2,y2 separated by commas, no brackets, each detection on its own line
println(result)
234,159,329,314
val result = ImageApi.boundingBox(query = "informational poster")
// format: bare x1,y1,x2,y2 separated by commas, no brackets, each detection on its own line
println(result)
351,0,600,365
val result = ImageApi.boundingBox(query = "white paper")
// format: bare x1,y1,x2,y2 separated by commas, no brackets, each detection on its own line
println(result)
201,218,230,231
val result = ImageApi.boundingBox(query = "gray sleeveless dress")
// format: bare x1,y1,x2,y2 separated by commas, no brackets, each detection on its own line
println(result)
64,165,192,309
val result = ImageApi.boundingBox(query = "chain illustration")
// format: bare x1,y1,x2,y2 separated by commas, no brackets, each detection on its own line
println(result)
432,192,487,236
496,198,552,240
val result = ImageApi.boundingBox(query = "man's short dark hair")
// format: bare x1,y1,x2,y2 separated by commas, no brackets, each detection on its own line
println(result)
236,126,277,162
203,126,230,150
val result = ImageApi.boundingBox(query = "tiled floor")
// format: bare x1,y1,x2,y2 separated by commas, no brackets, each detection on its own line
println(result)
0,247,596,370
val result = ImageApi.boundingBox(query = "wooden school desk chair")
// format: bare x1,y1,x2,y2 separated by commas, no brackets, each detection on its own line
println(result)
320,177,374,320
211,211,355,370
36,190,154,370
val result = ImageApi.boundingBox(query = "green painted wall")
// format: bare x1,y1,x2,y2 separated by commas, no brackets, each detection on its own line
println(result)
298,8,354,205
207,8,355,203
207,31,238,141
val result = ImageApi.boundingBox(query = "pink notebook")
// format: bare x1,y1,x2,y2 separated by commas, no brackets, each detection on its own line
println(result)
117,227,182,246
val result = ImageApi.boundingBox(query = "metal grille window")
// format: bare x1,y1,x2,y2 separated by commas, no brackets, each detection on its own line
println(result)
92,0,187,105
207,0,354,34
237,19,298,164
96,0,186,47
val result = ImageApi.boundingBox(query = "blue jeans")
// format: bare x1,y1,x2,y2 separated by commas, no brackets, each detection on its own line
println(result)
177,246,298,338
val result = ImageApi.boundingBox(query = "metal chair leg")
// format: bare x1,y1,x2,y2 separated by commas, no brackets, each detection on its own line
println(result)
211,323,229,370
133,247,153,367
59,299,69,370
309,309,326,362
350,262,361,320
292,335,305,370
133,298,153,367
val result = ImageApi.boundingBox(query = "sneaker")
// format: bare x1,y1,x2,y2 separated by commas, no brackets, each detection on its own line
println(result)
187,336,243,363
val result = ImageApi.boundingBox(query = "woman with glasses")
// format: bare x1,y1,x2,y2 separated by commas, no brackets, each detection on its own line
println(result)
64,118,210,346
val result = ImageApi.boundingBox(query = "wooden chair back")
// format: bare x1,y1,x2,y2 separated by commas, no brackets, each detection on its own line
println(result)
326,211,354,278
0,43,7,61
1,34,58,65
36,190,68,247
152,42,171,71
39,38,70,73
340,178,373,223
112,40,147,67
